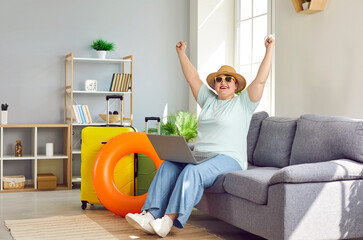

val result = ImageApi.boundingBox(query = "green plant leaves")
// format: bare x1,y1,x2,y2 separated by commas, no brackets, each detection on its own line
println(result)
90,38,115,51
160,111,198,142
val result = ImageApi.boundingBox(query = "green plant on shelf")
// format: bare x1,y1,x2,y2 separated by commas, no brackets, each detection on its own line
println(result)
89,38,115,51
148,111,198,143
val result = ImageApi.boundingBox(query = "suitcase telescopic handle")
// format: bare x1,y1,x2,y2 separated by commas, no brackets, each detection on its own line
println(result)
106,95,124,126
145,117,160,122
106,95,123,101
145,117,161,135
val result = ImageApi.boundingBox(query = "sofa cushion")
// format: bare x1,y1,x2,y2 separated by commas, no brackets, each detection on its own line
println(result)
223,167,279,205
247,111,269,164
205,165,258,193
253,117,297,168
290,114,363,165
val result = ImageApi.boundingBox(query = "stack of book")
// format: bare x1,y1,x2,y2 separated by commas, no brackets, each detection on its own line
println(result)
109,73,132,92
72,105,92,124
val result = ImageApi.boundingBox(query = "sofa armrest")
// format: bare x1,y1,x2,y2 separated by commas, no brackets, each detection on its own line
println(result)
269,159,363,185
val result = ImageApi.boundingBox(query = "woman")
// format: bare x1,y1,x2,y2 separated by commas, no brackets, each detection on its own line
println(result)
126,36,275,238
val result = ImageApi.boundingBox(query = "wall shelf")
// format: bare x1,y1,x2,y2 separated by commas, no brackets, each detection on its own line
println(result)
65,53,133,185
71,90,132,94
291,0,327,14
0,124,71,192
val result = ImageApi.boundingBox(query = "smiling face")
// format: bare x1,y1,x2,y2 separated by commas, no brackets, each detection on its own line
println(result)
214,74,239,100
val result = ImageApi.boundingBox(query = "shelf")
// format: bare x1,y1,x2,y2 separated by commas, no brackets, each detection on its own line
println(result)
72,176,82,183
71,90,131,94
37,154,68,159
1,185,35,193
55,184,69,190
72,149,81,155
3,155,36,160
72,57,131,63
0,124,71,192
72,122,131,126
0,124,69,128
291,0,327,14
65,53,133,189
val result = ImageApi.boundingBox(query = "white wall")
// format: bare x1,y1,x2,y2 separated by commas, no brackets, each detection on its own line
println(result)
275,0,363,118
189,0,235,113
0,0,190,131
0,0,190,178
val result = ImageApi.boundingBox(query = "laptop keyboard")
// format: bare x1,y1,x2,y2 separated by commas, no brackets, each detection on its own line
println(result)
192,151,217,161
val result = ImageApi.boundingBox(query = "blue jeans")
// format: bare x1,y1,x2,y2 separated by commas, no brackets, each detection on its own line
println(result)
141,154,242,228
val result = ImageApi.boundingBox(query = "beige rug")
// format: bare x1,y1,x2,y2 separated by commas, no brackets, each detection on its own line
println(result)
4,211,223,240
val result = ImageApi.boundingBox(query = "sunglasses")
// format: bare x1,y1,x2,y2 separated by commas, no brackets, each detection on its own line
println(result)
214,76,236,83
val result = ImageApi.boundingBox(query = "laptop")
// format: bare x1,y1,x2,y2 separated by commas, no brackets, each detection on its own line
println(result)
147,134,218,164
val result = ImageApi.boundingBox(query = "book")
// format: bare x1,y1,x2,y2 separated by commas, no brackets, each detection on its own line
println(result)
119,73,126,92
124,74,131,92
129,74,132,91
73,105,82,123
84,105,92,124
82,105,89,124
77,105,85,124
72,105,80,123
121,74,127,92
114,73,121,92
109,73,116,91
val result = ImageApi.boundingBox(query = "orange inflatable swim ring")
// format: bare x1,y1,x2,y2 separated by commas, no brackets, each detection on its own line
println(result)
92,132,162,217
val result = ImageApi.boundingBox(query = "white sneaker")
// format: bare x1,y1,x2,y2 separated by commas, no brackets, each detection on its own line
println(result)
149,215,173,238
125,210,155,234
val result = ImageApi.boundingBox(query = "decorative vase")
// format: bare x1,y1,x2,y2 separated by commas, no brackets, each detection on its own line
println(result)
15,140,23,157
97,51,107,59
1,110,7,124
302,2,310,10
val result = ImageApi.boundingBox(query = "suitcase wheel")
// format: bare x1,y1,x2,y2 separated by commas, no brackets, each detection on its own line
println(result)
81,201,88,210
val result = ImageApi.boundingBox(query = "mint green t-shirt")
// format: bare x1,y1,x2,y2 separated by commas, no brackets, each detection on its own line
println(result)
194,84,259,170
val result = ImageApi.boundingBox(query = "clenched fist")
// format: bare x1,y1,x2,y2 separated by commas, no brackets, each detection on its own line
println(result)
176,41,187,54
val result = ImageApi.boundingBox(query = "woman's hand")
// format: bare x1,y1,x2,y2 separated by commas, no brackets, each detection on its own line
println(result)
265,36,275,51
247,36,275,102
176,41,187,55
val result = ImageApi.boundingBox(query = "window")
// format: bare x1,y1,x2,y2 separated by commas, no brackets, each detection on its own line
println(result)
236,0,274,114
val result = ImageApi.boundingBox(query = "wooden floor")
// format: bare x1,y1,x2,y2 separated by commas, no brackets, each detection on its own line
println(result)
0,189,264,240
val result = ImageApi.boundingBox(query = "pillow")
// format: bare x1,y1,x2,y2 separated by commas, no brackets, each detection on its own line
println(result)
253,117,297,168
290,114,363,165
247,111,269,164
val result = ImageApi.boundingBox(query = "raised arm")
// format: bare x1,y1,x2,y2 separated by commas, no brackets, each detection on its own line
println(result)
247,37,275,102
176,41,203,101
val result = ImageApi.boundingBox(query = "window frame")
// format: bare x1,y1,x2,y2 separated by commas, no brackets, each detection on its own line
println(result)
235,0,275,115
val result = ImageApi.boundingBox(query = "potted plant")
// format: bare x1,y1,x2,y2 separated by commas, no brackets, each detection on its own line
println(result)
1,103,8,124
302,0,311,10
89,38,115,59
149,111,198,143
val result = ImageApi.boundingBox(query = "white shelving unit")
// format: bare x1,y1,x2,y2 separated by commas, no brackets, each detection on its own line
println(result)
0,124,71,192
65,53,133,184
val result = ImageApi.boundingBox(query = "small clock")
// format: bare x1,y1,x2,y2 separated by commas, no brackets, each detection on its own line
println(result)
85,80,97,91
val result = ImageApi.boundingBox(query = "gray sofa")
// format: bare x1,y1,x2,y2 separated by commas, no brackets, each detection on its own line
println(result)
196,112,363,240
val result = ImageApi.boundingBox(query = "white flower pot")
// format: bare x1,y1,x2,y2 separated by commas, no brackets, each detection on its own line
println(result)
97,51,107,59
302,2,310,10
1,111,8,124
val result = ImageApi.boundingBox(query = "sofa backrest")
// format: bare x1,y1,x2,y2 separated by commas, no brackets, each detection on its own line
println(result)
247,111,269,164
253,117,297,168
290,114,363,165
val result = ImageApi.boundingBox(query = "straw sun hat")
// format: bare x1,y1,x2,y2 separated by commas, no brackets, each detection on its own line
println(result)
206,65,246,93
